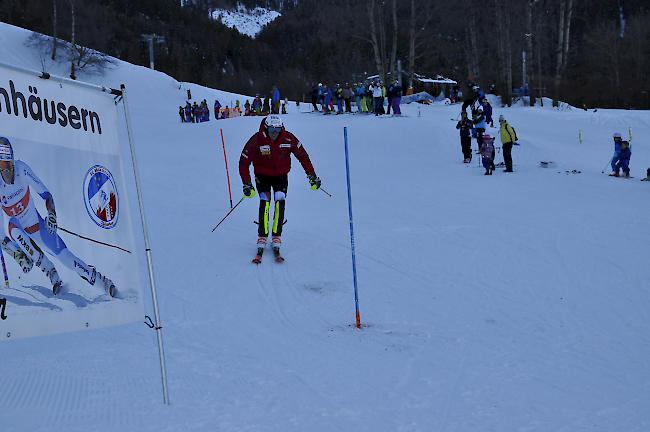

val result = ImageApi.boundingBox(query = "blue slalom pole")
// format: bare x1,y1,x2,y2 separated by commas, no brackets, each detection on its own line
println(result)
344,127,361,329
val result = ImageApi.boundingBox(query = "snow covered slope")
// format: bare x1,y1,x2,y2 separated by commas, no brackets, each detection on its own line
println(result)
1,22,650,432
211,4,281,38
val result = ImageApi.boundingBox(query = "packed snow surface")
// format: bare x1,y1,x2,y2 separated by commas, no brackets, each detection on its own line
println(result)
1,22,650,432
211,4,280,38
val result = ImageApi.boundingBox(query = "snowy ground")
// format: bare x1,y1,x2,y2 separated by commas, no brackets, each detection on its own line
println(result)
1,22,650,432
211,5,281,38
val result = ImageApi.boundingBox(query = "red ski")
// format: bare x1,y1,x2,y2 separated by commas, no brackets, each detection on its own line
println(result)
273,249,285,263
252,247,264,264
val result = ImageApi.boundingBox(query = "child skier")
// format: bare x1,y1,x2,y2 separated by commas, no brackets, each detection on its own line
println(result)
456,111,473,163
609,132,624,175
473,105,487,153
481,133,496,175
610,140,631,177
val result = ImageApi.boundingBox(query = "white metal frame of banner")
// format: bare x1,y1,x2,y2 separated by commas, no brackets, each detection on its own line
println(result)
0,60,170,404
120,84,170,405
0,60,121,96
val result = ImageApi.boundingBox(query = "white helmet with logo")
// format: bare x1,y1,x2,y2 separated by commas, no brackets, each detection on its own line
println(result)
0,137,14,162
264,115,283,129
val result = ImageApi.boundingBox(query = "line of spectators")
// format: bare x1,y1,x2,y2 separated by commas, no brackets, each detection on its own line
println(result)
179,100,211,123
180,97,291,124
309,80,403,116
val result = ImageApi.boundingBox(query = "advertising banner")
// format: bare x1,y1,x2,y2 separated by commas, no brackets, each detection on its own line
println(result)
0,64,144,340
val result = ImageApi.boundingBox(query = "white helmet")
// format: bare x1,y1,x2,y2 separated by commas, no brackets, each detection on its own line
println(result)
0,137,13,162
264,115,283,129
476,105,484,113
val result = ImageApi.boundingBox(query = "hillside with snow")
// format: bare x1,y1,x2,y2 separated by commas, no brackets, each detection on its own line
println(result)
1,21,650,432
211,5,281,38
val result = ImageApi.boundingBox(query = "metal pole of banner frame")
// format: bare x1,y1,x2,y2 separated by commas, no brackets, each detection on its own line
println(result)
0,60,118,95
120,84,170,405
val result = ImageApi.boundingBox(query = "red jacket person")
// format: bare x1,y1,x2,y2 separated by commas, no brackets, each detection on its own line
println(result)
239,115,320,261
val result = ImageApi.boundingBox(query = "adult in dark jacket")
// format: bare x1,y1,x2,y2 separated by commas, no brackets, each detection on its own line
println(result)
239,115,321,260
343,83,354,113
263,97,271,115
311,84,320,112
184,102,192,122
388,80,403,115
462,82,484,113
214,99,222,119
334,84,344,114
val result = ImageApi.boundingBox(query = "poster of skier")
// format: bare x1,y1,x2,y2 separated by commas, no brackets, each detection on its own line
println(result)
0,64,145,340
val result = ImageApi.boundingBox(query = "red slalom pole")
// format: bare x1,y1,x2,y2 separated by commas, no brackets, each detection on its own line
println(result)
220,128,234,208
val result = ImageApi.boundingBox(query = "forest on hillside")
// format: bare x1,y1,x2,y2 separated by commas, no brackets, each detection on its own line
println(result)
1,0,648,109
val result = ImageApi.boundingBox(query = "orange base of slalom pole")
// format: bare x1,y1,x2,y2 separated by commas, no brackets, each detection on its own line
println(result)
355,311,361,329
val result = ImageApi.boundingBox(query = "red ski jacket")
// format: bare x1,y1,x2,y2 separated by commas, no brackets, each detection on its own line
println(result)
239,119,316,184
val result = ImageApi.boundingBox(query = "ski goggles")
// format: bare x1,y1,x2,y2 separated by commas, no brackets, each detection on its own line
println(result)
0,144,12,161
266,126,282,135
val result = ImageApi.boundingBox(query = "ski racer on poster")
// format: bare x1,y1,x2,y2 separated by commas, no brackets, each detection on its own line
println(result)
0,136,116,297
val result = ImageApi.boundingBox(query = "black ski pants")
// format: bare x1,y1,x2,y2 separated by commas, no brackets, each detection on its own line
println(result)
503,142,513,171
461,136,472,161
475,128,485,151
373,97,383,115
255,174,288,237
345,98,352,113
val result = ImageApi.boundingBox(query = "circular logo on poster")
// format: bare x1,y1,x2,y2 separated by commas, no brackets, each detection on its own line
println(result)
83,165,119,229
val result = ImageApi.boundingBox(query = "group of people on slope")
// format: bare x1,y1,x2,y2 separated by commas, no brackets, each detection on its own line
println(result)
179,85,287,123
213,99,244,120
456,82,518,175
310,80,403,116
245,86,286,116
248,93,288,116
180,100,211,123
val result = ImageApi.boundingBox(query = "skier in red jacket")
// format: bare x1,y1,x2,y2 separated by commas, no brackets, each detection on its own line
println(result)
239,115,321,262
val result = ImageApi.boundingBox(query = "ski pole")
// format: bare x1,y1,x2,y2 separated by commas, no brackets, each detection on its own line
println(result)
601,159,611,174
59,227,132,254
343,126,362,329
0,249,9,288
319,187,332,197
220,128,233,208
211,196,245,232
